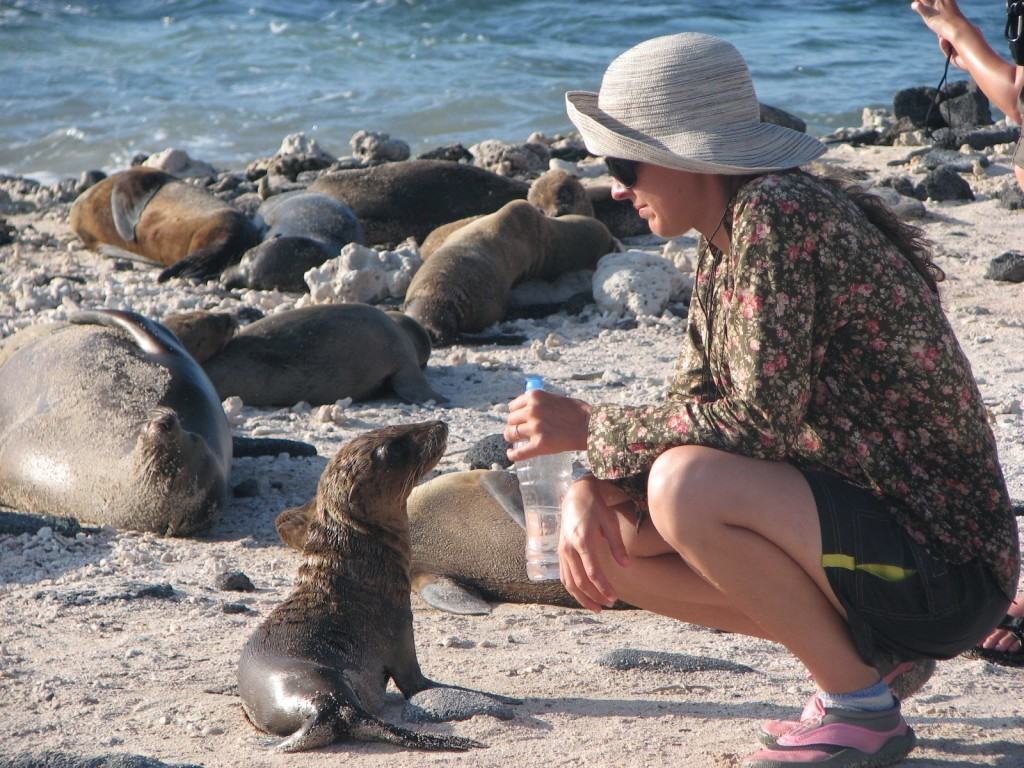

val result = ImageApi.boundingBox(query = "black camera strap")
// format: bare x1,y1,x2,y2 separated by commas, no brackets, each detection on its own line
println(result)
923,48,954,136
1008,0,1024,65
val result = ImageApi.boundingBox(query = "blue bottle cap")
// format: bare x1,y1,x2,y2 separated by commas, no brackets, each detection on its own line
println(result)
525,375,545,392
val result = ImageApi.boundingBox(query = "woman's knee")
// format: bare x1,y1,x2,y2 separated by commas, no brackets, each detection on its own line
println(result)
646,445,730,542
648,446,726,507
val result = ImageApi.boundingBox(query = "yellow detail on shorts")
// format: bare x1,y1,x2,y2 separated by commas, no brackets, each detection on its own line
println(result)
821,554,916,582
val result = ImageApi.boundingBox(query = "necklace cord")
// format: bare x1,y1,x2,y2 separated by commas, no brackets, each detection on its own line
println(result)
694,203,731,396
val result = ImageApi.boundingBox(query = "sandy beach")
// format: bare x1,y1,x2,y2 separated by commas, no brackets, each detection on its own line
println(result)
0,135,1022,768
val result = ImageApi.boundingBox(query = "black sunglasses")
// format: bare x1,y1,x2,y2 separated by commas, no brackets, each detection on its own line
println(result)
604,157,638,188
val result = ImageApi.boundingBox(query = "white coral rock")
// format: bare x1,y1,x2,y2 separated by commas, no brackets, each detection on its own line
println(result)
276,132,332,161
304,240,422,304
142,148,216,178
592,250,693,317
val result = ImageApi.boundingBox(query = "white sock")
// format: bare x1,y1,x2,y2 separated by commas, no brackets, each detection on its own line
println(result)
818,679,896,712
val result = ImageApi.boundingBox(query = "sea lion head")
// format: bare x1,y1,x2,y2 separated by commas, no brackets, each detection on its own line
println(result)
528,169,594,217
402,294,463,347
161,310,238,364
133,406,226,535
316,421,448,532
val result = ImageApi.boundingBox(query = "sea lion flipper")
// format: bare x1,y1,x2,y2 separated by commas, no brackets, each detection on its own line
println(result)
274,702,341,752
349,713,483,751
479,470,525,530
233,436,316,458
111,170,167,242
413,573,491,615
275,500,316,550
68,308,185,357
158,244,234,283
388,370,448,405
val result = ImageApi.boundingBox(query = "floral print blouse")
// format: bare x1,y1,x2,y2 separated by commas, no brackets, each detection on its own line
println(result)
586,171,1020,598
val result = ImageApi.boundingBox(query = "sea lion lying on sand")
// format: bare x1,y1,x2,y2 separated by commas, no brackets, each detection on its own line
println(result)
69,167,260,282
221,190,364,292
403,199,617,345
309,159,529,246
161,310,238,363
0,309,231,535
201,304,444,406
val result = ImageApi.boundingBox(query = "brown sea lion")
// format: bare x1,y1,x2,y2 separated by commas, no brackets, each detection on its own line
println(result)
237,421,483,752
0,310,231,535
419,170,593,262
527,168,595,217
309,159,528,247
201,304,444,406
69,167,260,282
403,199,617,345
407,469,575,614
418,215,481,261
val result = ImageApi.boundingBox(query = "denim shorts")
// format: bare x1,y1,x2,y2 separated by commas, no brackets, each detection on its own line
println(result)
803,469,1010,663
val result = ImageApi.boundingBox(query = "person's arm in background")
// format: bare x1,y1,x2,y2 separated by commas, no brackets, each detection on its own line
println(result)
912,0,1023,121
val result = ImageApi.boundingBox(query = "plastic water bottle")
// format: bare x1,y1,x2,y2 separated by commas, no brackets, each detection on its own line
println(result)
514,375,574,582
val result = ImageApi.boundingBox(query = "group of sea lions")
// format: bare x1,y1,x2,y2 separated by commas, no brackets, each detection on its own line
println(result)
0,307,548,752
67,158,635,343
0,153,647,752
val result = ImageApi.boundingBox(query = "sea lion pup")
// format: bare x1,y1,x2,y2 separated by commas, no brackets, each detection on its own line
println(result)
201,304,444,406
238,421,484,752
403,199,617,345
69,167,260,282
527,168,594,217
309,159,529,246
221,190,364,292
0,309,231,535
418,170,592,262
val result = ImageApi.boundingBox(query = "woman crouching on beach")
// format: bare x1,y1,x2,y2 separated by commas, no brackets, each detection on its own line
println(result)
505,32,1019,768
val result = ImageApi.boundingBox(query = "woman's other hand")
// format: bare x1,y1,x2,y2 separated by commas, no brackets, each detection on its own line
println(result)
505,389,591,461
558,476,631,612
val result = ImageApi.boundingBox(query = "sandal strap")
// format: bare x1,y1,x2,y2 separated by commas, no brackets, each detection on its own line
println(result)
998,614,1024,640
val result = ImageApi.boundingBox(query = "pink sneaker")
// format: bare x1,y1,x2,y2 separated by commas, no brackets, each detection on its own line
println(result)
757,658,935,747
744,697,915,768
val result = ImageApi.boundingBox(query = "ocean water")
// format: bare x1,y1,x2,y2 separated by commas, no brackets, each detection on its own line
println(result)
0,0,1008,183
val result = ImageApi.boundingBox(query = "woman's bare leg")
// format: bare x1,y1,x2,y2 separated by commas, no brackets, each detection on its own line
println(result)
588,446,879,694
586,492,773,638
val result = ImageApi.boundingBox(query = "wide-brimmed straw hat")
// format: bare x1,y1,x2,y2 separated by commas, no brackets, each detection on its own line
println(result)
566,32,825,175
